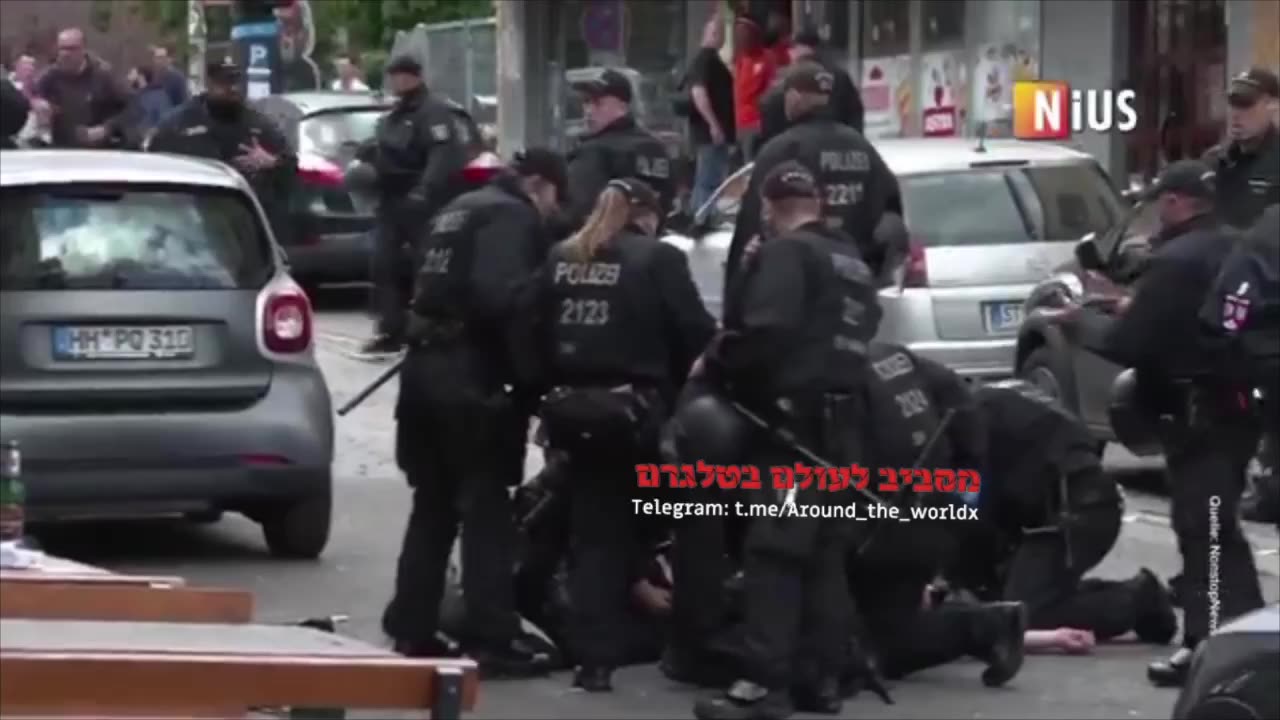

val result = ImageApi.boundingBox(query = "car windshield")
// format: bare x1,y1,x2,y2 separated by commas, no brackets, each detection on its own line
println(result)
299,109,384,162
0,186,272,291
902,162,1124,246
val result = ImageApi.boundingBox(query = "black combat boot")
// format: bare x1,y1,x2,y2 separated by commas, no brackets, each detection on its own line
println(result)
693,680,794,720
392,632,462,658
1131,568,1178,645
967,601,1027,687
791,675,842,715
1148,646,1195,688
572,664,614,692
469,637,553,679
660,646,737,687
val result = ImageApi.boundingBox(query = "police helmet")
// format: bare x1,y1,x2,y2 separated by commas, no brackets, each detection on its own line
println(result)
661,392,754,466
1108,369,1163,457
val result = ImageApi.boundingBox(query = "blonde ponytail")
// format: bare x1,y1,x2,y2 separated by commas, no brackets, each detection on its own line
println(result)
565,186,632,262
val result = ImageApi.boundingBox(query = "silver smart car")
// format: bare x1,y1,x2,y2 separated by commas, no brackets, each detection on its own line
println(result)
0,150,334,558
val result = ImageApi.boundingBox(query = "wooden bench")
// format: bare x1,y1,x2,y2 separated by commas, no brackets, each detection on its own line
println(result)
1,555,253,624
0,619,478,719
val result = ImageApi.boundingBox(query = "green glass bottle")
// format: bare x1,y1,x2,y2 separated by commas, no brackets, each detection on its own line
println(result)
0,441,25,543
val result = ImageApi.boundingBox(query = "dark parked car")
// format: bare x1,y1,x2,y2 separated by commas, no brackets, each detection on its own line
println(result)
1014,197,1160,449
252,91,491,291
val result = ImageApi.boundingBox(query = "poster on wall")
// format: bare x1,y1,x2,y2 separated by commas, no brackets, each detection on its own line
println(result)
970,43,1038,136
920,51,966,137
860,55,912,139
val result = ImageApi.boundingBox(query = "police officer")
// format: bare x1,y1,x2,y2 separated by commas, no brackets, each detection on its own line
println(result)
945,380,1179,647
757,25,864,147
1201,68,1279,230
1048,160,1264,687
381,148,569,675
846,343,1027,691
148,60,297,247
564,69,675,230
693,162,880,720
724,62,901,301
532,178,714,691
359,55,469,355
1201,203,1280,529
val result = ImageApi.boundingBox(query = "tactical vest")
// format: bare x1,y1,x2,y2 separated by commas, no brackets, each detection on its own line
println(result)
602,129,674,215
412,192,488,323
977,380,1101,519
545,231,669,383
864,343,950,472
794,226,883,385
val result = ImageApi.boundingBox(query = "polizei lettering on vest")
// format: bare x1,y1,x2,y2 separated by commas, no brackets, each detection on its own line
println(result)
819,150,869,173
553,261,623,287
872,352,914,381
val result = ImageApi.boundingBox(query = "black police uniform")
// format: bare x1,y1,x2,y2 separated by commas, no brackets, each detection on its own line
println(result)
1200,203,1280,529
725,65,900,301
695,164,880,720
534,178,714,689
565,69,674,230
950,380,1179,645
367,57,469,346
1,79,29,149
758,31,864,146
1072,162,1264,684
1201,70,1280,230
843,345,1028,689
148,63,297,246
382,169,555,673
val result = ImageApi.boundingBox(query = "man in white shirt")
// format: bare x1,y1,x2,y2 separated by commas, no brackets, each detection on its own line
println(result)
331,54,369,92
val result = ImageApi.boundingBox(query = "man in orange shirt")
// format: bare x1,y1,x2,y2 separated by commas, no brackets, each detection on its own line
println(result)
733,15,775,161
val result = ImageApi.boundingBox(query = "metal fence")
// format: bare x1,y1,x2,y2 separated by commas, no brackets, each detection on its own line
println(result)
389,17,496,126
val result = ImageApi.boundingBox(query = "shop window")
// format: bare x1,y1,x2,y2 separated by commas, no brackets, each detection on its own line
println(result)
922,0,966,51
861,1,910,59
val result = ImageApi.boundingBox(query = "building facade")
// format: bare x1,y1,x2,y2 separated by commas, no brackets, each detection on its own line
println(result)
496,0,1280,184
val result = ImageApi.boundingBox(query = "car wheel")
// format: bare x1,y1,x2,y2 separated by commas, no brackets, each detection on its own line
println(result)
1020,346,1072,404
260,487,332,560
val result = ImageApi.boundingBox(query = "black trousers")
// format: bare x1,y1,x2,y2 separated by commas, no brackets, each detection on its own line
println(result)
740,533,849,690
1001,500,1133,640
370,205,415,339
849,571,983,679
564,452,643,668
1162,422,1265,646
382,393,525,648
671,483,749,655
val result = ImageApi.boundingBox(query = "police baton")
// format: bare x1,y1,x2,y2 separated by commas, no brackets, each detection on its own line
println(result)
727,401,886,508
335,357,405,417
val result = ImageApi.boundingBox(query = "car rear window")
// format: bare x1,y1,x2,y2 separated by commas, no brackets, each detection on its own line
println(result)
901,162,1124,247
0,185,273,291
901,171,1033,246
299,109,384,162
1013,163,1123,240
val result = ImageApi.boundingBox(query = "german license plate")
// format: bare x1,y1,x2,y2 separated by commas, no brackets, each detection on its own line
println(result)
982,302,1024,334
52,325,195,361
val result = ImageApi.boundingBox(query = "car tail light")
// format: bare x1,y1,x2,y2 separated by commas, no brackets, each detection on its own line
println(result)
298,153,345,188
263,288,313,354
240,453,292,466
460,151,504,185
902,238,929,288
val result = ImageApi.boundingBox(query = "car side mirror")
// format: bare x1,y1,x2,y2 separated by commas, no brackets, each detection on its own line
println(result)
1074,233,1105,271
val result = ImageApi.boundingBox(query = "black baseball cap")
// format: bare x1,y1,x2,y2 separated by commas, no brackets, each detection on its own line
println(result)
1227,67,1280,107
385,54,422,77
761,161,820,201
1141,159,1216,201
783,61,834,95
608,177,661,213
793,24,823,48
206,59,242,84
512,147,568,197
573,68,633,103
